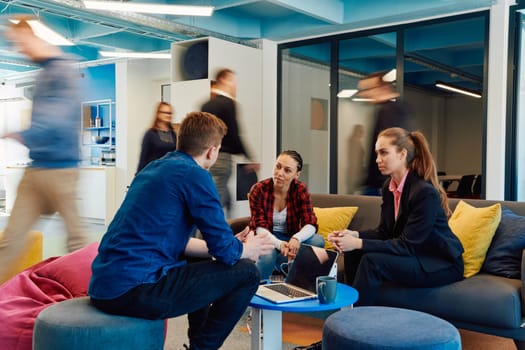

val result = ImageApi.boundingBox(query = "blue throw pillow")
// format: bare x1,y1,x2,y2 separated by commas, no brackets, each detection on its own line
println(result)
481,207,525,279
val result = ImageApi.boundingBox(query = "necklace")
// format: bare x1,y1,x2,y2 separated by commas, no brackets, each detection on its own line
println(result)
158,130,174,143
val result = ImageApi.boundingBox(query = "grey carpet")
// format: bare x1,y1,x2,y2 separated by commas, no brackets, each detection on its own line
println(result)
164,311,301,350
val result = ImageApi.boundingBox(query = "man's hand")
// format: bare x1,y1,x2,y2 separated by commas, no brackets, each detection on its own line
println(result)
241,231,273,262
235,226,250,243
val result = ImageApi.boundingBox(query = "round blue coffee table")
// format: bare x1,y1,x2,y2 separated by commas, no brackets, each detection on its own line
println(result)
249,282,358,350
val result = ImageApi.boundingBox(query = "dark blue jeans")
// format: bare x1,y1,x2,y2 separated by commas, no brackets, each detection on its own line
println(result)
91,258,260,350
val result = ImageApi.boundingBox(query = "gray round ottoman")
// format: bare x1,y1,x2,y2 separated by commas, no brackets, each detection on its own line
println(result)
33,297,165,350
323,306,461,350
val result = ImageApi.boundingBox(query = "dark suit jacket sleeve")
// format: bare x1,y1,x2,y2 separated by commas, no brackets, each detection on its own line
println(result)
361,178,441,256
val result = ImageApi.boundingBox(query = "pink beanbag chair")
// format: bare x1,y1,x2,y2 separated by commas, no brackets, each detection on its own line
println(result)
0,242,99,350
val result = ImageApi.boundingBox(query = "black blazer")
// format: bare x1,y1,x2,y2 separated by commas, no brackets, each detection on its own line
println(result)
361,172,464,273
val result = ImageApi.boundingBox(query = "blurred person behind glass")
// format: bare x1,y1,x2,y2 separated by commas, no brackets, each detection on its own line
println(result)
136,102,177,174
358,71,410,196
0,17,86,281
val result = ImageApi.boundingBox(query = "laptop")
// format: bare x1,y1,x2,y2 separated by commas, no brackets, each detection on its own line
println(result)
255,244,339,304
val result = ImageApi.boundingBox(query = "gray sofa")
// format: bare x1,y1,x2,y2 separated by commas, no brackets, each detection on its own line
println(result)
229,194,525,348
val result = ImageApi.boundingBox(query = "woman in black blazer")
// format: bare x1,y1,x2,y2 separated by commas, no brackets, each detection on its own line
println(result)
328,127,464,306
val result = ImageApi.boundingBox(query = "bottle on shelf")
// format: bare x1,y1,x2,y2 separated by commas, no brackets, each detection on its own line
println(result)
95,116,102,128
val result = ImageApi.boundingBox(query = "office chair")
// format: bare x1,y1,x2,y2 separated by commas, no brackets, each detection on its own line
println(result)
437,171,452,191
447,174,476,198
472,174,482,199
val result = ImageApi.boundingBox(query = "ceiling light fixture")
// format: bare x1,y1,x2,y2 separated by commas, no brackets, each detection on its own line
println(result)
83,1,214,16
99,51,171,59
351,97,374,102
337,89,358,98
435,81,482,98
382,69,396,82
9,19,73,46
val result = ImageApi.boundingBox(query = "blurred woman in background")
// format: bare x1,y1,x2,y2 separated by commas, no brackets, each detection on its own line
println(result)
136,102,177,173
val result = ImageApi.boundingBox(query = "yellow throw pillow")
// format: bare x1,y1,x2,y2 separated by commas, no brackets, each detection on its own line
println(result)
448,201,501,278
314,206,359,249
0,230,43,284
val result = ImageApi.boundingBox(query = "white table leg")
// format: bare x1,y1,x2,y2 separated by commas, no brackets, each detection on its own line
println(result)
251,307,263,350
262,309,282,350
250,308,283,350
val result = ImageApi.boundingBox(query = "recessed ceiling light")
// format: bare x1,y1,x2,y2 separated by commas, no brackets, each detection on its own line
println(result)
337,89,358,98
83,1,214,16
382,69,396,82
351,97,374,102
435,81,482,98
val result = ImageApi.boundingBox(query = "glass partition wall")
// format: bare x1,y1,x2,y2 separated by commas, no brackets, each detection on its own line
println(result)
279,13,487,196
337,33,397,194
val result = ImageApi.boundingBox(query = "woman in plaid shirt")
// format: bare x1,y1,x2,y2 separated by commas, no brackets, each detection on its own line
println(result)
249,150,325,280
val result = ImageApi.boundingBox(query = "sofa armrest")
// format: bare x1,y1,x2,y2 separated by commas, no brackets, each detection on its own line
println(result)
228,217,250,234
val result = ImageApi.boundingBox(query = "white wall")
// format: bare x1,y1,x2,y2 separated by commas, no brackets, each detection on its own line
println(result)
0,84,32,191
115,58,171,207
259,40,278,179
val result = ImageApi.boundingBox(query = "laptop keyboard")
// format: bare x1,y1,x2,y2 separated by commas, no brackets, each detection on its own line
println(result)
265,284,311,298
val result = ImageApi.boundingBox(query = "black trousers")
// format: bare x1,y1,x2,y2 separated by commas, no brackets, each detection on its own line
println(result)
344,250,463,306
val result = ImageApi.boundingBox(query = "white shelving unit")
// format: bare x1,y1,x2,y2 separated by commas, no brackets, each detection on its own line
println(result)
80,99,115,164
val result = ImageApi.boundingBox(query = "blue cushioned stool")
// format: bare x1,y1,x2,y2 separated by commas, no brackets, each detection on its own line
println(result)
33,297,165,350
323,306,461,350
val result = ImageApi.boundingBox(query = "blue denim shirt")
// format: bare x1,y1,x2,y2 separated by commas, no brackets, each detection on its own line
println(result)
89,151,243,299
19,57,80,168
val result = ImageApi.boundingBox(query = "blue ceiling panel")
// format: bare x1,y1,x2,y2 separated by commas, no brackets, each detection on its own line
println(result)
288,43,331,65
220,2,301,19
174,11,262,39
260,14,334,40
340,38,396,61
405,17,485,52
61,45,100,61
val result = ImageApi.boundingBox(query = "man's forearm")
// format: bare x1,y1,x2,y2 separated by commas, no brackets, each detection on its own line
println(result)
184,238,210,258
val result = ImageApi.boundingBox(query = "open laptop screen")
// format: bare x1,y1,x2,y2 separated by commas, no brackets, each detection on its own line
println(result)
285,244,338,293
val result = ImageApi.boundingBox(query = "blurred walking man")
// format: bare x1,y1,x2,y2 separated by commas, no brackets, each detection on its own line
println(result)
0,18,86,281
